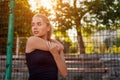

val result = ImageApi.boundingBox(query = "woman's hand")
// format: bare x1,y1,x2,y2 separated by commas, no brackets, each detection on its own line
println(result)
50,39,64,51
47,41,60,55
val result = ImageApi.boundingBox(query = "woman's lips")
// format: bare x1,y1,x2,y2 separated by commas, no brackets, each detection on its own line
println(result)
34,31,39,34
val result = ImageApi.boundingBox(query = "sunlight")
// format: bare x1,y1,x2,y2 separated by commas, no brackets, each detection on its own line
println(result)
28,0,55,12
67,27,77,42
41,0,52,9
28,0,77,42
28,0,37,11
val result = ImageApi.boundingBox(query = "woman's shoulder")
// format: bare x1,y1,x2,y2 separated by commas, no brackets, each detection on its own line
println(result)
25,36,48,53
27,36,43,41
26,36,45,46
26,36,45,44
25,36,43,53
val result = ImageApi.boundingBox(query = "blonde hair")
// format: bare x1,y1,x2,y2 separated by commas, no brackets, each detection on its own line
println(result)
32,14,52,40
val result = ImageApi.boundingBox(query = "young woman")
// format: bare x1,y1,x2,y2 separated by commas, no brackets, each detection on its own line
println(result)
25,14,67,80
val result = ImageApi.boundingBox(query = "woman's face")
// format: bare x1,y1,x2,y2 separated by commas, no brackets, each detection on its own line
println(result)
31,17,49,38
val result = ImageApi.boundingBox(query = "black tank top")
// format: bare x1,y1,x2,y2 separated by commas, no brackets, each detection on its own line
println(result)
25,49,58,80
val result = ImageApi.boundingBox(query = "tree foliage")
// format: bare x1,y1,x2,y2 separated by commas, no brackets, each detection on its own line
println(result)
84,0,120,30
51,0,120,54
0,0,33,54
113,37,120,47
52,0,95,53
0,0,33,37
14,0,33,37
0,0,9,37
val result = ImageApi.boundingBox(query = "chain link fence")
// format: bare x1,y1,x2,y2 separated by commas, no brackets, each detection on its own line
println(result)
0,0,120,80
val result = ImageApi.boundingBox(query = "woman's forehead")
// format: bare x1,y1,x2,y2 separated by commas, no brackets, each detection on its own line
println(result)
32,17,43,22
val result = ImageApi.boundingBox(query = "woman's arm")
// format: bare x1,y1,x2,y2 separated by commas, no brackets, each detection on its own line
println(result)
59,50,67,77
25,36,49,53
47,42,67,78
53,51,67,78
25,36,63,53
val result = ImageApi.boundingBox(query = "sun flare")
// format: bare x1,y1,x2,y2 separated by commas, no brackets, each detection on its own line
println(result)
28,0,55,12
28,0,77,42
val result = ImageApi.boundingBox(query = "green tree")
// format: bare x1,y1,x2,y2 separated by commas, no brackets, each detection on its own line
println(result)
53,27,72,53
0,0,33,37
85,0,120,53
113,37,120,47
52,0,95,54
0,0,33,54
84,0,120,30
0,0,9,37
51,0,120,54
104,38,111,50
14,0,33,37
104,37,120,53
0,1,10,54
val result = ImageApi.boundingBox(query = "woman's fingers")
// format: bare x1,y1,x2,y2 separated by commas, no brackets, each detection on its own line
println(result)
47,41,60,52
49,42,51,47
47,41,51,49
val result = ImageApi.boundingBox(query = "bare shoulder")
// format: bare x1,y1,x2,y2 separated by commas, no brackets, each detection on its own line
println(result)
25,36,49,53
25,36,43,53
27,36,43,41
26,36,37,47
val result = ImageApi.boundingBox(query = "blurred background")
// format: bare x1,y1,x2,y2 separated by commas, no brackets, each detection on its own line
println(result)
0,0,120,80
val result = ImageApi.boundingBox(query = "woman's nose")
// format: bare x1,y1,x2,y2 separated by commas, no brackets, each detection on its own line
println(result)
33,26,37,30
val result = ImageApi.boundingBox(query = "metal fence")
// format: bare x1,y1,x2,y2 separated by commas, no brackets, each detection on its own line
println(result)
0,0,120,80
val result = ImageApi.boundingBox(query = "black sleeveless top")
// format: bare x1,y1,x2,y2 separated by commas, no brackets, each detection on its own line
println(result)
25,49,58,80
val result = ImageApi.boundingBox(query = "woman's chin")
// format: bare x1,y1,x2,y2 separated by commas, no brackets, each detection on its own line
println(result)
34,35,39,37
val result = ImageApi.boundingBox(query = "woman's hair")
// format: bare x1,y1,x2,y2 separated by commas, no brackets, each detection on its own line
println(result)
32,14,52,40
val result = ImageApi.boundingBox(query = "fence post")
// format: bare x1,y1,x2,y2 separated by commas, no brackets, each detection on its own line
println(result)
4,0,15,80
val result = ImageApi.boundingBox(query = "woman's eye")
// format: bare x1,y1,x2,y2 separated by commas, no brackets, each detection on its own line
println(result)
37,22,41,26
31,23,34,26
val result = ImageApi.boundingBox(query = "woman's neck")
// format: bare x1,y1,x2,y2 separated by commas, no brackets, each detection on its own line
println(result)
39,35,48,40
